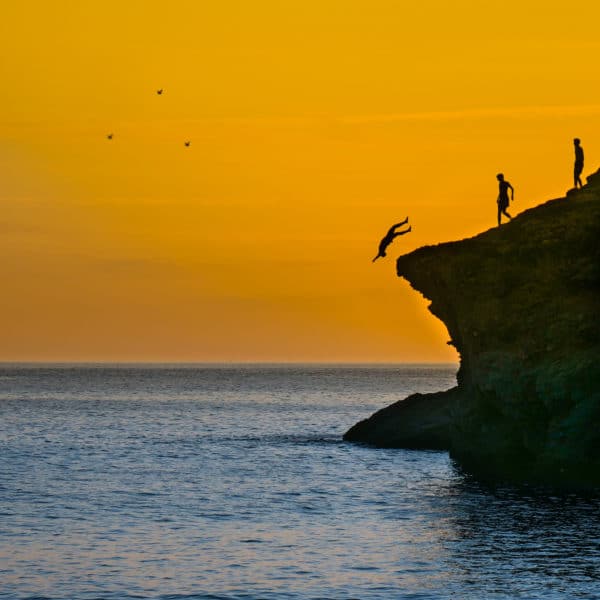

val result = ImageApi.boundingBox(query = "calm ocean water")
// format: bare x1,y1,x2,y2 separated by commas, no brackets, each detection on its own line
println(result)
1,364,599,600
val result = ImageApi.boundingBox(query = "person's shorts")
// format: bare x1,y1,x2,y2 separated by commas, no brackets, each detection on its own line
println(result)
575,163,584,176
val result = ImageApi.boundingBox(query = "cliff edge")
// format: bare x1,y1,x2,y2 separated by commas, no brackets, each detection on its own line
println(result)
345,171,600,487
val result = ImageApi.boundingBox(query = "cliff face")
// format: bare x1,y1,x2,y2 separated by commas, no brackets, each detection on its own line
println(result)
345,171,600,487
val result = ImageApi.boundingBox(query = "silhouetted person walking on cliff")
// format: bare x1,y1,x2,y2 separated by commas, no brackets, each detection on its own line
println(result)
574,138,584,189
372,218,411,262
496,173,514,226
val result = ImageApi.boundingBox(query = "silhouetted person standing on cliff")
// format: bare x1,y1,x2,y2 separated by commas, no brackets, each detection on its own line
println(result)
574,138,584,189
372,218,411,262
496,173,514,226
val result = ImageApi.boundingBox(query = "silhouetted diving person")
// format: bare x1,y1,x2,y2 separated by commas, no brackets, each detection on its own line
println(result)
574,138,584,189
372,218,411,262
496,173,514,226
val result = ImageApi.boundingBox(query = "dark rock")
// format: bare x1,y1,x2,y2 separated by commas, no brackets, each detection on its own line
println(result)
344,388,458,449
344,169,600,488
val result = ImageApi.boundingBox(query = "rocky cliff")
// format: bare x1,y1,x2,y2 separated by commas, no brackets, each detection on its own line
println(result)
345,170,600,487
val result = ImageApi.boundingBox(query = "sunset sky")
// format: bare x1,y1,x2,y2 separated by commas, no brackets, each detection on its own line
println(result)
2,0,600,362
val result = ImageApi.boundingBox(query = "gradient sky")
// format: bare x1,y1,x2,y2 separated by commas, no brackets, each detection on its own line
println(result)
2,0,600,362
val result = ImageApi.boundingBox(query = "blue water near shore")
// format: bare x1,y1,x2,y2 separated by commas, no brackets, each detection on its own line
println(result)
1,364,600,600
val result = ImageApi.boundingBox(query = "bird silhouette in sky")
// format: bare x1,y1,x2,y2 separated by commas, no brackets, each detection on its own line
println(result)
106,133,113,140
157,89,163,95
184,140,191,147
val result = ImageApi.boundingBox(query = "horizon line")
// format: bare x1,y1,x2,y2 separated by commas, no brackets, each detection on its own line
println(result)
0,360,459,367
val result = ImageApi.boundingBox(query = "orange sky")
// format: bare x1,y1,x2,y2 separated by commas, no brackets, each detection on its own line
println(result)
2,0,600,362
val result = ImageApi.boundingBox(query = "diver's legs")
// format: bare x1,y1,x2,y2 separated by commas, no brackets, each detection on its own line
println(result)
391,225,411,238
390,218,409,232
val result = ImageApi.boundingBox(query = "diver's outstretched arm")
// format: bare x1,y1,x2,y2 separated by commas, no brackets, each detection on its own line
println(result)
372,254,381,262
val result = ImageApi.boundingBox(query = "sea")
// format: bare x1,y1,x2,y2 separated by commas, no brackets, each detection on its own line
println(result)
1,364,599,600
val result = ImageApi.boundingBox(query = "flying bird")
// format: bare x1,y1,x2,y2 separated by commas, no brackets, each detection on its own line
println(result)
184,140,191,147
107,133,113,140
157,89,163,95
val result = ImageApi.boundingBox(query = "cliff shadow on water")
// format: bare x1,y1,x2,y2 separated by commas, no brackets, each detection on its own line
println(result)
345,170,600,489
